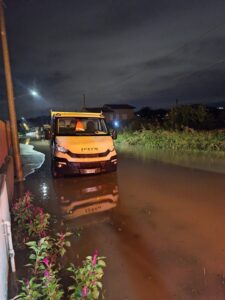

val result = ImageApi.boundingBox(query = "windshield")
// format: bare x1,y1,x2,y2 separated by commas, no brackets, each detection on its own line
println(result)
55,117,109,136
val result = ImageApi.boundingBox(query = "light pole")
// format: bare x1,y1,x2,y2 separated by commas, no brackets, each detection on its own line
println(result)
0,1,24,181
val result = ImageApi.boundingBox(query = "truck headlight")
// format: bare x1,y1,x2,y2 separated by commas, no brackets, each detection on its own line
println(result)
56,145,68,153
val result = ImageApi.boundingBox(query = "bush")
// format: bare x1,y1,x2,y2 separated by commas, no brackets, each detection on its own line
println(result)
115,129,225,153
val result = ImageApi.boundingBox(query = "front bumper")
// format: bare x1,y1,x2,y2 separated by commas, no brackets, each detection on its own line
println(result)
53,156,117,175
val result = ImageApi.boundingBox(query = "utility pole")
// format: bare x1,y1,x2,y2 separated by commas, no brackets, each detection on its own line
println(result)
83,93,86,109
0,1,24,181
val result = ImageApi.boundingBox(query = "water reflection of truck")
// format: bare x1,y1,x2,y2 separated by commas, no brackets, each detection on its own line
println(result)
50,111,117,177
53,172,119,224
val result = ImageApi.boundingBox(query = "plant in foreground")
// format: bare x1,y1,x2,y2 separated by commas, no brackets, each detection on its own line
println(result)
14,234,71,300
13,278,42,300
41,267,64,300
12,193,106,300
12,192,33,229
25,237,52,275
26,207,50,238
54,232,72,257
68,251,106,300
12,192,50,243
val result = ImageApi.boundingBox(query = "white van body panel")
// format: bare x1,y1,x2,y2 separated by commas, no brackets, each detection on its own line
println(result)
55,136,116,163
55,136,114,155
50,111,117,176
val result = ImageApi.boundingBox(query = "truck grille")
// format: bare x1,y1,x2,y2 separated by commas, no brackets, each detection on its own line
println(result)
67,149,110,158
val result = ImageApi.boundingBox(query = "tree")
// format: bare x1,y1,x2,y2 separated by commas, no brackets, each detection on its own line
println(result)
165,104,208,130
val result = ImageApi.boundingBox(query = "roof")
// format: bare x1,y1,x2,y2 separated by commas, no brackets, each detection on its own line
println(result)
104,104,136,109
84,107,113,113
51,111,104,118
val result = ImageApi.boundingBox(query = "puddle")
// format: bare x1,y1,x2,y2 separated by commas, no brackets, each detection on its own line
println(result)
117,145,225,174
13,139,225,299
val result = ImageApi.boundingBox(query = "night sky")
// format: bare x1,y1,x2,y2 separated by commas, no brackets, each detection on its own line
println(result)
1,0,225,118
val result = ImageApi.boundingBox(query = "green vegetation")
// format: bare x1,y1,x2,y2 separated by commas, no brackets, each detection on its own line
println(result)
134,104,225,130
116,129,225,153
12,193,106,300
68,254,106,300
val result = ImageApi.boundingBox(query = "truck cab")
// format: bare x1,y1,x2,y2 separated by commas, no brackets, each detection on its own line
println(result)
50,111,117,177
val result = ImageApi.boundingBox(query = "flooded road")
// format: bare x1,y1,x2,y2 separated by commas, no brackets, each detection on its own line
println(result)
16,139,225,300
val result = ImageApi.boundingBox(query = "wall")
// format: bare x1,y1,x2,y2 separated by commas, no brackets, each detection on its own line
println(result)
0,175,10,300
112,108,135,120
0,120,14,300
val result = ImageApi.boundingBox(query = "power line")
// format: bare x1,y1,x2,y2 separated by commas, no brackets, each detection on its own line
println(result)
88,55,225,101
173,57,225,82
91,17,225,94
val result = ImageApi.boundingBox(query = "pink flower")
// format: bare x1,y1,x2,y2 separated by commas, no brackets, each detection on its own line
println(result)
58,232,65,240
92,250,98,266
44,270,50,278
24,192,32,204
25,191,31,197
82,286,88,297
34,207,43,215
42,257,50,267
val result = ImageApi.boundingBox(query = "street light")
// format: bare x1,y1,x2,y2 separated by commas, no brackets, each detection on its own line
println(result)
29,89,39,98
15,88,40,100
0,88,41,103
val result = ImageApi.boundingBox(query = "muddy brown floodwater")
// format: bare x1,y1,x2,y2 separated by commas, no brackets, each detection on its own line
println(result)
15,139,225,300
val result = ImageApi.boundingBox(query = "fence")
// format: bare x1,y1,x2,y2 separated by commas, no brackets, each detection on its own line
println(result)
0,120,14,300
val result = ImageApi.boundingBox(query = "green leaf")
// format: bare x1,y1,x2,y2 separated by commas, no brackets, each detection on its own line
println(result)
92,288,100,299
26,241,37,247
97,260,106,267
96,281,103,289
29,254,36,260
65,241,71,247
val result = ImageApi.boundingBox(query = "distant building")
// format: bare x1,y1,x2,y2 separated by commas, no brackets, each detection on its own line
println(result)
82,106,114,123
84,104,136,124
103,104,135,121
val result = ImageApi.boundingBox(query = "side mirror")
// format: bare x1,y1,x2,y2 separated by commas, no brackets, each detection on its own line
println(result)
111,129,117,140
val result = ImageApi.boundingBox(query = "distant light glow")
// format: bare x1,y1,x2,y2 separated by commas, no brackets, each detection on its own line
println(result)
114,120,119,128
30,89,39,98
23,122,29,131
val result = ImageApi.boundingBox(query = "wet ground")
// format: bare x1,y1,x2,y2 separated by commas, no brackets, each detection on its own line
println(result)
15,139,225,300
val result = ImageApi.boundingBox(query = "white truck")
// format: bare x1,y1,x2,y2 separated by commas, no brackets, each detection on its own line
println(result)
50,111,117,177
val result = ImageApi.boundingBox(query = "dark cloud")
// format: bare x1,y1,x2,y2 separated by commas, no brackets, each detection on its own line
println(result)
41,71,73,87
1,0,225,118
127,67,225,108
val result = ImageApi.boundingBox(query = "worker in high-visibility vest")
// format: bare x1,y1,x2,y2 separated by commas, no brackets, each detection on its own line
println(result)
75,119,84,131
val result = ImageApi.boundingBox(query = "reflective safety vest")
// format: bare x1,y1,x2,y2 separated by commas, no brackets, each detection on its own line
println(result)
76,119,84,131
